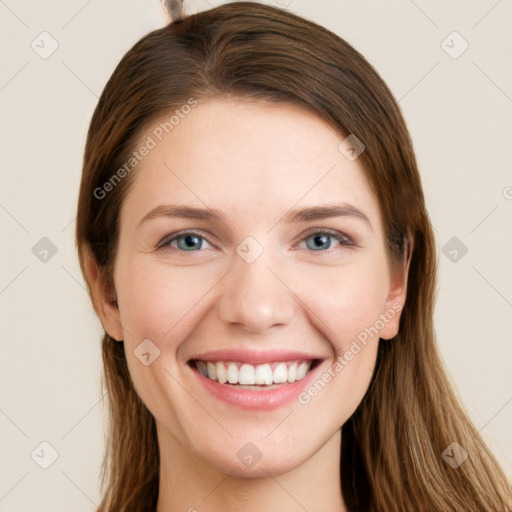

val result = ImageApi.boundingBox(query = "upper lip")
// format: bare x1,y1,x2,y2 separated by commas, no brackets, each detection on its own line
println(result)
188,348,325,366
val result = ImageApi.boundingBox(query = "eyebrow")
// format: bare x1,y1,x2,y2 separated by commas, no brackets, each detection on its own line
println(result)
138,203,373,231
284,204,372,230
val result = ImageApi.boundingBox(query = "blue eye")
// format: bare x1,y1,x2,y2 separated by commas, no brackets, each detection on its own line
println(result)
159,231,212,251
301,229,353,251
158,229,353,253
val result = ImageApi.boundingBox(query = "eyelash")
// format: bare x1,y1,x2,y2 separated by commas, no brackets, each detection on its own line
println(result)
157,228,355,253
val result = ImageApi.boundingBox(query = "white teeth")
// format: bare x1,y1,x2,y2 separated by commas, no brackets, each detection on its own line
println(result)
238,364,255,385
273,362,288,384
255,364,273,385
207,362,216,380
227,362,238,384
296,361,309,380
216,361,227,384
287,362,297,383
195,360,313,385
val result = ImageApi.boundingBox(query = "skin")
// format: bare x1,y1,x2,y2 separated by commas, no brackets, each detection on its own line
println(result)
86,98,411,512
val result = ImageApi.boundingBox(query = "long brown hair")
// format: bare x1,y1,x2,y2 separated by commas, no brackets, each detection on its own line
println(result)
75,2,512,510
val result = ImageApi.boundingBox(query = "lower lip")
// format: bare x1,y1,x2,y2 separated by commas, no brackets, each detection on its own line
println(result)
190,361,323,411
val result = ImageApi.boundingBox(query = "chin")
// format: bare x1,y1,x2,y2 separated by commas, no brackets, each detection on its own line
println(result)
193,436,301,478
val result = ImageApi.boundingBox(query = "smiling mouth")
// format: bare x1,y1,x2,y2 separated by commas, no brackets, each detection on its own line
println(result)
188,359,321,388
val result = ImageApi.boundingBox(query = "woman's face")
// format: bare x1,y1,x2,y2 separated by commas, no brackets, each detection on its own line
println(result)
98,98,408,476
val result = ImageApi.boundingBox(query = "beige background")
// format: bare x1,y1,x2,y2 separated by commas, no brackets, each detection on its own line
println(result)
1,0,511,510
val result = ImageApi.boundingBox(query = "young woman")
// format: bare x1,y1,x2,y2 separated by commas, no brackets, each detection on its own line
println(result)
75,2,512,511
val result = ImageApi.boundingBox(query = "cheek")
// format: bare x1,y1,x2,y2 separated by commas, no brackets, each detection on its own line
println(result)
293,254,390,352
114,257,216,427
295,262,386,421
115,257,216,344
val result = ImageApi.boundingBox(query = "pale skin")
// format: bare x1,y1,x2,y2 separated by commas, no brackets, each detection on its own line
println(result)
86,98,412,511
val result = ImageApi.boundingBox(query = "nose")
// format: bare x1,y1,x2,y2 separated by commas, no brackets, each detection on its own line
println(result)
216,250,295,333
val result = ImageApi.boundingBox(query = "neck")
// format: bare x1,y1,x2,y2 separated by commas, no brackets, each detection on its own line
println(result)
155,427,346,512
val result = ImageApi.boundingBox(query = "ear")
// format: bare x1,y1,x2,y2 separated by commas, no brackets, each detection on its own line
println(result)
379,235,413,340
83,246,124,342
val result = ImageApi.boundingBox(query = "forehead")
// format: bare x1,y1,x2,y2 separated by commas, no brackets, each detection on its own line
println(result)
121,98,382,232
